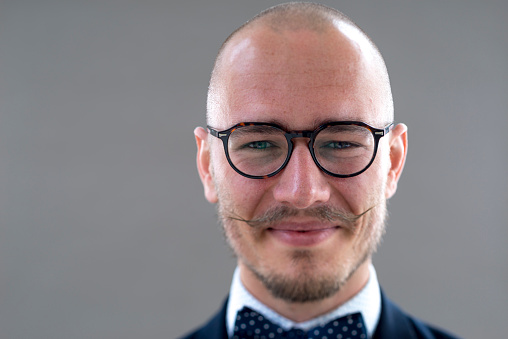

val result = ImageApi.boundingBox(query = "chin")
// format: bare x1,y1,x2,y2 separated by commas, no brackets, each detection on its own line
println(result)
245,249,369,304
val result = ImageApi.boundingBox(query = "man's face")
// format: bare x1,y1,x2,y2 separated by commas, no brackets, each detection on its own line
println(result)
197,27,406,303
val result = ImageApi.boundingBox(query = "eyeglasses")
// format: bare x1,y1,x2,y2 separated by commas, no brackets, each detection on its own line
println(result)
207,121,394,179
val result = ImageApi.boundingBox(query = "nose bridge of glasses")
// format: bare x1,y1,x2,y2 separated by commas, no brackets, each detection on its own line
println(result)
285,130,314,143
284,130,318,170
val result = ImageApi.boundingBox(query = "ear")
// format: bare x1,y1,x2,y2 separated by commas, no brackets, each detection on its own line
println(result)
195,127,218,203
385,123,408,199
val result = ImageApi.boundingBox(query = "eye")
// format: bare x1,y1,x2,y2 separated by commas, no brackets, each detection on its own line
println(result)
246,141,275,150
321,141,355,149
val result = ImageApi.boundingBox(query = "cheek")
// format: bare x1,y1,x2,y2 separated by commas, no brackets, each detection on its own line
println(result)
332,176,372,207
212,158,273,218
332,158,388,213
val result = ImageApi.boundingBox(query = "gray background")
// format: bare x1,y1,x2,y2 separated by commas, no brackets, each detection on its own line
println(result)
1,0,507,338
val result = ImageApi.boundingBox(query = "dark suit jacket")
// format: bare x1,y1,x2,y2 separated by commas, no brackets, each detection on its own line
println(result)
180,290,460,339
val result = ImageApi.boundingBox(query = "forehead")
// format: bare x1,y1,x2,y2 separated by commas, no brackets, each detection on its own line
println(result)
209,26,388,130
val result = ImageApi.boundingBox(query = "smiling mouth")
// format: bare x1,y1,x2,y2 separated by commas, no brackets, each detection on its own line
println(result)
267,225,340,246
268,226,339,232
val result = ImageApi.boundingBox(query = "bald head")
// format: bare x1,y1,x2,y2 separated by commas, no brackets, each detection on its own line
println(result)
207,2,394,126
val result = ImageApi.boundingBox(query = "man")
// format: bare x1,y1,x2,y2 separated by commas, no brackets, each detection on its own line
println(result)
182,2,459,339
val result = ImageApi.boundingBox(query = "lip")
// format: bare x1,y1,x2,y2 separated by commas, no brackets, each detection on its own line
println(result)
267,222,339,247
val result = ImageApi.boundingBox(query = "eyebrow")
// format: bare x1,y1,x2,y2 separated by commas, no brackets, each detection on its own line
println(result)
232,125,283,135
248,117,350,131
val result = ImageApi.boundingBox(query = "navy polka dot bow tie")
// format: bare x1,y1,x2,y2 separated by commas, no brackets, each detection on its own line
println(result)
233,307,367,339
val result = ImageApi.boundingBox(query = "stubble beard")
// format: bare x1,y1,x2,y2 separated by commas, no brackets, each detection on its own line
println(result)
216,195,387,304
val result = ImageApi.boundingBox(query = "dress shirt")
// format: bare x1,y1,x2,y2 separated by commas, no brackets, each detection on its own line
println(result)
226,264,381,338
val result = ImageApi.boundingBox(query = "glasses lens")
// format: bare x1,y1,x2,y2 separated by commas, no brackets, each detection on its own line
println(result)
227,125,288,177
313,124,375,176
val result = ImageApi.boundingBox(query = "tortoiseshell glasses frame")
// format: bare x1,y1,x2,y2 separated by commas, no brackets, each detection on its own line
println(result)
207,121,394,179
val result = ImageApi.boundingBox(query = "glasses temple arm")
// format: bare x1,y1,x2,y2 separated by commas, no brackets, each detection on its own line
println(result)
207,126,220,138
384,123,395,134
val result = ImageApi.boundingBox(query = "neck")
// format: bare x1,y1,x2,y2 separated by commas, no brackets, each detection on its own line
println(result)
238,260,371,323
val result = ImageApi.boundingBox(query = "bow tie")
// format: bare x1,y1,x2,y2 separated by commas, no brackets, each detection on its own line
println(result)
233,307,367,339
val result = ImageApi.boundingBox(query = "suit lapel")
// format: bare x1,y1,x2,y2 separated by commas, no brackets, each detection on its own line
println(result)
189,298,228,339
373,290,419,339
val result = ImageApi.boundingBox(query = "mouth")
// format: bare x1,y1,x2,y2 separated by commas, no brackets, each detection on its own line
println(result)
267,223,340,247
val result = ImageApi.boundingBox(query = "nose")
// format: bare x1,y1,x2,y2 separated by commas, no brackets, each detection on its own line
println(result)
272,139,331,209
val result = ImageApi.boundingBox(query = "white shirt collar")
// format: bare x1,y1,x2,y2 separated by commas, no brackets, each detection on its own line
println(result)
226,264,381,338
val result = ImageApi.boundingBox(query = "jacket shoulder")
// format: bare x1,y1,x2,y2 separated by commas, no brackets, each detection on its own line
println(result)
409,316,462,339
178,299,228,339
374,291,462,339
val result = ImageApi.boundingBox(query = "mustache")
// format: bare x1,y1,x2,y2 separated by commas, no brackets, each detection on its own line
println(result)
225,204,376,230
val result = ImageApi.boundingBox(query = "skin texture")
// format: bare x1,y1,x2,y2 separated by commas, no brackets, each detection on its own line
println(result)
195,7,408,323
